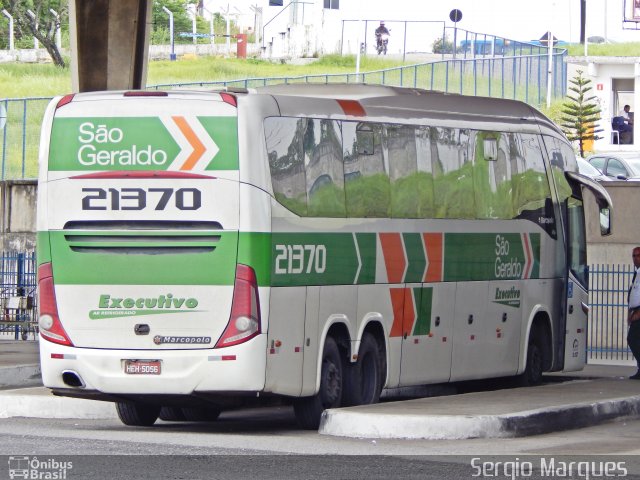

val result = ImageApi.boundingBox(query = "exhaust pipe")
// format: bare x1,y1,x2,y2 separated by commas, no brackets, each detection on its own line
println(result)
61,370,85,388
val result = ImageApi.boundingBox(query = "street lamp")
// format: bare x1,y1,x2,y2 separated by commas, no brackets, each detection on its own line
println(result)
162,6,176,61
26,9,38,49
49,9,61,49
1,10,14,51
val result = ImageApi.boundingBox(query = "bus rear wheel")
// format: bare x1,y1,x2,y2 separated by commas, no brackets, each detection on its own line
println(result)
158,407,186,421
115,401,161,426
293,336,343,430
343,333,383,406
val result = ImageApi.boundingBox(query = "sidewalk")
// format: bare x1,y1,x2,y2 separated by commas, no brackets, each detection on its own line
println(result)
0,339,41,390
2,339,640,439
319,365,640,439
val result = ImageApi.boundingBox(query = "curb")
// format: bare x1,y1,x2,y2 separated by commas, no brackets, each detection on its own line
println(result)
318,395,640,439
0,387,117,420
0,364,41,389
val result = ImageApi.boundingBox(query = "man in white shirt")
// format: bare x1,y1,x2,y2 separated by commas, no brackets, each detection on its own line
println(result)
627,246,640,379
619,105,634,133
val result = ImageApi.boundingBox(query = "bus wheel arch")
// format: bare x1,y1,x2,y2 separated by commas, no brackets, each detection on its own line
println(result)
343,321,386,407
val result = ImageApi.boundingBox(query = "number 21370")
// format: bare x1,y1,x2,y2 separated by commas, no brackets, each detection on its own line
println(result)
275,244,327,274
81,187,201,211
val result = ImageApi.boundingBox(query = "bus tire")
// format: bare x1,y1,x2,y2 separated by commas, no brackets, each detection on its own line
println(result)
158,407,186,421
293,336,343,430
181,407,221,422
343,333,383,406
518,330,545,386
115,401,160,426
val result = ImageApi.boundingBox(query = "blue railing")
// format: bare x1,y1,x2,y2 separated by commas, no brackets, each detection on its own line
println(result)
0,252,37,341
588,264,635,364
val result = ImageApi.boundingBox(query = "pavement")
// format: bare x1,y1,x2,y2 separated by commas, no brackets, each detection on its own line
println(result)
2,339,640,439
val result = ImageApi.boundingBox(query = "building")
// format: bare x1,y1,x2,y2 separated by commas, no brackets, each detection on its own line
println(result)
569,57,640,151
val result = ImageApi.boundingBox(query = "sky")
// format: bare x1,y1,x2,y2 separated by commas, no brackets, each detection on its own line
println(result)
209,0,640,44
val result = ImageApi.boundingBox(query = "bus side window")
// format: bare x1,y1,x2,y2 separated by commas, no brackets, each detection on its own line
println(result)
343,122,390,218
388,125,419,218
432,126,474,219
304,119,346,218
512,133,555,237
265,117,308,216
473,132,513,220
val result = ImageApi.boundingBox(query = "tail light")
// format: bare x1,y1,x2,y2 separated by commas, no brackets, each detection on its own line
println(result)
38,263,73,346
214,264,261,348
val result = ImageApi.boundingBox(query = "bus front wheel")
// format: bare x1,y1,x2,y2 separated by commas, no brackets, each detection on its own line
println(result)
293,336,343,430
518,330,545,386
115,401,160,426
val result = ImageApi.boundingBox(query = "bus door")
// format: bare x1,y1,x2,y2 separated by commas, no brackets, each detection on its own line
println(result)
563,196,589,370
563,172,612,371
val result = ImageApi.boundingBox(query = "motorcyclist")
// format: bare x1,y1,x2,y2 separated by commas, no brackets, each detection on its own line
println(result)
374,21,390,48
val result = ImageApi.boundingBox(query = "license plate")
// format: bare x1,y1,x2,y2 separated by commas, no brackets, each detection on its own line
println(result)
124,359,161,375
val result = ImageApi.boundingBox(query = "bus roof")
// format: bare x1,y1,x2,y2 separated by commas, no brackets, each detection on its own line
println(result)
252,83,562,137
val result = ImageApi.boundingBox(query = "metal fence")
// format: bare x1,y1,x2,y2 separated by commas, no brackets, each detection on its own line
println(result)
0,33,567,182
588,264,635,365
149,51,567,104
0,97,51,181
0,252,37,341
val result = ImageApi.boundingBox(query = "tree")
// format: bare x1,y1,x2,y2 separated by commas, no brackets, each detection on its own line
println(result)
0,0,67,67
560,70,603,158
432,34,454,54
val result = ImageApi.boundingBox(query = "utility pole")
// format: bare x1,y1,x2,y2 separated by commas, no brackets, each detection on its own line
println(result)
580,0,586,44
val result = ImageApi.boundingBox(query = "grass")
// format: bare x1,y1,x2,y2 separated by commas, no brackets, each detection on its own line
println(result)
565,42,640,57
0,54,406,99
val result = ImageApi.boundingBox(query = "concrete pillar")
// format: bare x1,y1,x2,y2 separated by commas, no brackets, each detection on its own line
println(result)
70,0,152,92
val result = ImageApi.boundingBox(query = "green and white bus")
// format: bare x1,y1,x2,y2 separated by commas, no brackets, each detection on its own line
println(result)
37,84,611,429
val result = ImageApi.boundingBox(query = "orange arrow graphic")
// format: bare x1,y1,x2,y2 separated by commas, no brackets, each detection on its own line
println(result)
172,116,206,170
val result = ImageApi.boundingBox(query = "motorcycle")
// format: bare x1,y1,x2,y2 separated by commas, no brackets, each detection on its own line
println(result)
376,33,389,55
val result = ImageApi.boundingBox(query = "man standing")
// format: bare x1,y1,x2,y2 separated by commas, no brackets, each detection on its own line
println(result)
627,247,640,379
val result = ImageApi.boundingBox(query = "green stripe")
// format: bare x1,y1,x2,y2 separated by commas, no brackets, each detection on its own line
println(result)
271,233,360,287
37,231,52,267
403,233,426,283
48,230,238,285
41,230,542,287
443,233,540,281
355,233,376,284
412,287,432,336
